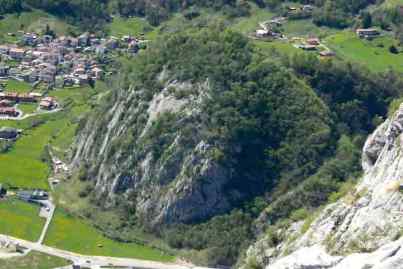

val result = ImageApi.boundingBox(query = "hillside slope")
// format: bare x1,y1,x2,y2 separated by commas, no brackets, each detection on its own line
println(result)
71,28,332,228
244,103,403,269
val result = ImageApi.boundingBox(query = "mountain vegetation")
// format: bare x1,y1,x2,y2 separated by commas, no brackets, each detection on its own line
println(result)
1,0,403,267
71,23,403,266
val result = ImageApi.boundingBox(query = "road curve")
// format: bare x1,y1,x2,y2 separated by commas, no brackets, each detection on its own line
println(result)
0,234,215,269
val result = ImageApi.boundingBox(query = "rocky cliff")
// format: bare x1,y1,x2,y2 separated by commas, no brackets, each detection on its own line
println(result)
244,104,403,269
71,76,238,228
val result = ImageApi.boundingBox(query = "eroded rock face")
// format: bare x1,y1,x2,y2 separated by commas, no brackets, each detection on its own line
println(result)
72,79,234,228
244,104,403,269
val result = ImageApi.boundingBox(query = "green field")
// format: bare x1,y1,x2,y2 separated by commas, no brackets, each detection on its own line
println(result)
0,86,99,189
231,5,274,34
5,80,31,93
0,119,54,190
0,251,70,269
254,39,301,56
282,19,337,38
18,103,38,115
0,10,74,42
44,209,174,262
0,199,44,241
326,32,403,72
108,16,153,38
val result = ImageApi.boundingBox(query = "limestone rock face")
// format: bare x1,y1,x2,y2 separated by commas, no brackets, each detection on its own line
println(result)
245,104,403,269
269,238,403,269
72,78,234,228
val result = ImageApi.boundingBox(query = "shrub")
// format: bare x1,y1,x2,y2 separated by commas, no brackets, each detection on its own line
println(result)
389,45,399,54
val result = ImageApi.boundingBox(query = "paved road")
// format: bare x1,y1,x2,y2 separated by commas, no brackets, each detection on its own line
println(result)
0,234,215,269
37,200,56,245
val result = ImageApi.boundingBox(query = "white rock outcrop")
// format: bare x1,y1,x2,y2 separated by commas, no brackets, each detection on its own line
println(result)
246,104,403,269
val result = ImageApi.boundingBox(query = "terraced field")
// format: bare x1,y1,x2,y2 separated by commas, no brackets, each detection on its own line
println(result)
0,85,98,189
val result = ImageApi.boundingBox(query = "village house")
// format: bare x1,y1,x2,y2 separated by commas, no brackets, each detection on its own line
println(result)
0,100,13,107
91,67,104,80
0,107,18,117
287,6,299,12
356,28,380,39
0,45,9,55
2,92,19,101
78,74,89,85
29,92,43,98
78,33,89,47
128,41,139,54
9,48,26,60
63,75,75,87
23,69,39,83
299,44,317,51
40,96,56,110
0,65,10,76
256,29,270,38
40,69,55,83
42,35,53,44
18,93,36,103
22,33,39,46
17,190,49,202
306,38,320,46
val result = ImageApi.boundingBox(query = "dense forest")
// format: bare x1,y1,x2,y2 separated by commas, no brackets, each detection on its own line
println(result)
2,0,400,30
1,0,402,267
83,24,403,266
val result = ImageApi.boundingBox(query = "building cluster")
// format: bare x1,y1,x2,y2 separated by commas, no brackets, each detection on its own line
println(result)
0,91,58,117
17,189,49,202
255,17,287,39
356,28,380,40
0,32,142,88
293,37,335,57
286,5,315,16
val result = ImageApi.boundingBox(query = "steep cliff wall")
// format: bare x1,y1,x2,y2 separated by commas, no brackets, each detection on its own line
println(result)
244,103,403,269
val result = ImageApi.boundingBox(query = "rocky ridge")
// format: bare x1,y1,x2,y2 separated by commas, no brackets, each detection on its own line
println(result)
72,77,235,228
244,103,403,269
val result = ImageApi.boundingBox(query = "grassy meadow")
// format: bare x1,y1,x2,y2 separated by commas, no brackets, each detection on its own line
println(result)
0,251,70,269
231,5,274,34
18,103,38,115
326,32,403,72
0,198,44,241
44,209,174,262
0,85,99,189
0,10,74,42
108,16,153,38
4,80,32,93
